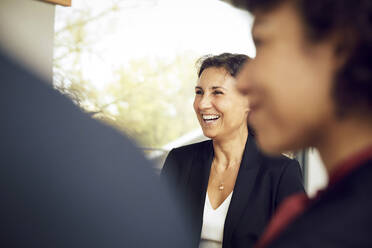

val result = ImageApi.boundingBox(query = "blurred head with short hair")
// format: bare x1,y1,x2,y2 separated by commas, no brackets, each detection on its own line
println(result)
233,0,372,160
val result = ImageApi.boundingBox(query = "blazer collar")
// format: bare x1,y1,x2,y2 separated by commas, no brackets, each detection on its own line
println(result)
239,133,262,170
187,134,263,245
223,134,263,246
187,140,214,241
188,133,261,197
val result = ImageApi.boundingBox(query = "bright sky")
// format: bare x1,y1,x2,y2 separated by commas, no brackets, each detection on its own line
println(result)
55,0,255,90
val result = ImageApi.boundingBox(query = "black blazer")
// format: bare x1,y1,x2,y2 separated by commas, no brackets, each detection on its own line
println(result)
269,158,372,248
161,134,305,248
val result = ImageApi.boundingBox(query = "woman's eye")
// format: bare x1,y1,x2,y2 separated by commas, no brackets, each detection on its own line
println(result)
195,90,203,95
213,91,223,95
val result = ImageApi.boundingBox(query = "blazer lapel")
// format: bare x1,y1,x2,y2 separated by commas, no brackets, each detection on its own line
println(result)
223,134,262,247
187,140,214,243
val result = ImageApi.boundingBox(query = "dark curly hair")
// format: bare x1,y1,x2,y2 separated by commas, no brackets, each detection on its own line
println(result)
231,0,372,117
197,53,249,78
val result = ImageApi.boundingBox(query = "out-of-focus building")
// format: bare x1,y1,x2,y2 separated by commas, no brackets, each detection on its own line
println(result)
0,0,64,81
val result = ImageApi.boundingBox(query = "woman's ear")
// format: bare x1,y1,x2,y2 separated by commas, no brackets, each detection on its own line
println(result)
245,98,250,113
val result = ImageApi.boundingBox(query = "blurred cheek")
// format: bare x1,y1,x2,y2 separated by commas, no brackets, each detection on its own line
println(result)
259,95,314,154
270,91,301,130
254,112,295,155
250,94,290,151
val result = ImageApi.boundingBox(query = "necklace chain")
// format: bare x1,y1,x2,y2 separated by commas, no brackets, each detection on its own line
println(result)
212,160,239,191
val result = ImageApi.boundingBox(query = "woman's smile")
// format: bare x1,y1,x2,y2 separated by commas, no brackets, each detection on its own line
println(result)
201,114,221,125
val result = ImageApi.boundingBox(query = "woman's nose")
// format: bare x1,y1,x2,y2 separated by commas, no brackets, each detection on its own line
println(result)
198,95,212,109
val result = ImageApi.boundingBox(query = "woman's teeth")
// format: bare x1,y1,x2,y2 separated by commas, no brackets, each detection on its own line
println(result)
202,114,220,122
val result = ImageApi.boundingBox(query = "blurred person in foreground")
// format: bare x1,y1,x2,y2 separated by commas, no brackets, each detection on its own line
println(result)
0,46,192,248
231,0,372,247
161,53,304,248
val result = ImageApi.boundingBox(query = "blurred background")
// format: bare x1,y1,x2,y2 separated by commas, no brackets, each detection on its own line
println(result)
0,0,327,197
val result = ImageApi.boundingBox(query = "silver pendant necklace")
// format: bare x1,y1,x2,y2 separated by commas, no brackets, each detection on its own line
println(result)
213,161,237,191
218,182,224,191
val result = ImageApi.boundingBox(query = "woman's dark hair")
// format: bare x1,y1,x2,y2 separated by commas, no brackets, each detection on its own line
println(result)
196,53,255,136
231,0,372,117
197,53,249,78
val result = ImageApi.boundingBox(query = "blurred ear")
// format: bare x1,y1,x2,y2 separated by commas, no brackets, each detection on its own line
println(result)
332,29,357,69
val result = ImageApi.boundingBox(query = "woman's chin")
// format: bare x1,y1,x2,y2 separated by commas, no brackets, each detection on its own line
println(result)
203,133,215,140
201,130,217,140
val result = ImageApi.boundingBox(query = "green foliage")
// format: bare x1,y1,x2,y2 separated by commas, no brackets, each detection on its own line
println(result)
54,49,200,148
93,54,200,147
53,2,202,148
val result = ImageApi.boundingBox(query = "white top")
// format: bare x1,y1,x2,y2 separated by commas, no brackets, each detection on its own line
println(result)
199,191,233,248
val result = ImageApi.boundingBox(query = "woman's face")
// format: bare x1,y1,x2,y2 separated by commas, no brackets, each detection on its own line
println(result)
194,67,249,141
237,2,339,155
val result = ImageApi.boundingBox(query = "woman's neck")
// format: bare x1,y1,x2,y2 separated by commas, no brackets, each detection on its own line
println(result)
212,127,248,171
316,116,372,175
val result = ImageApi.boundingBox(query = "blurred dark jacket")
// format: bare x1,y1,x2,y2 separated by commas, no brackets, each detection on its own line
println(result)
0,48,191,248
268,157,372,248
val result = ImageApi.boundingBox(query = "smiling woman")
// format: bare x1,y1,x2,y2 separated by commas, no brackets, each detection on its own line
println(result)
194,65,249,142
161,53,305,248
